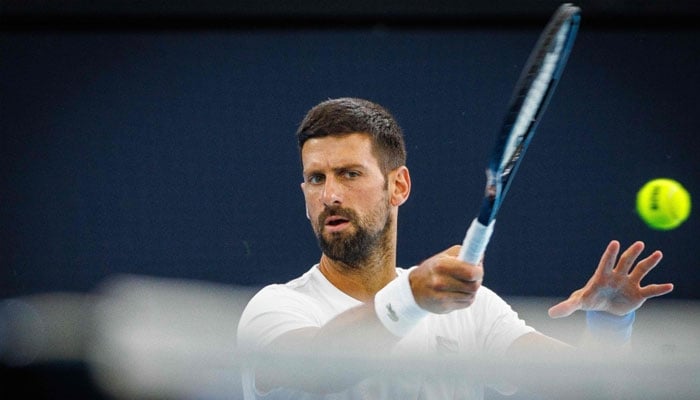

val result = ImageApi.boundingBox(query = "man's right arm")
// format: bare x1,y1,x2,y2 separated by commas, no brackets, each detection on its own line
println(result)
253,302,399,394
243,245,485,394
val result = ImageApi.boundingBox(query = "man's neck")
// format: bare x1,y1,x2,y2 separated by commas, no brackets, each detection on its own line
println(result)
318,253,397,302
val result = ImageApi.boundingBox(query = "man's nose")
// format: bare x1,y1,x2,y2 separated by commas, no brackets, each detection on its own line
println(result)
321,177,343,206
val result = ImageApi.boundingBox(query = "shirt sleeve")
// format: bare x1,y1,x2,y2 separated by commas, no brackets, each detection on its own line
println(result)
237,285,327,399
237,285,323,351
474,287,536,356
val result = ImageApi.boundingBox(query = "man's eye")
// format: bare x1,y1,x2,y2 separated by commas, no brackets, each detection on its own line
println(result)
307,175,324,184
344,170,361,179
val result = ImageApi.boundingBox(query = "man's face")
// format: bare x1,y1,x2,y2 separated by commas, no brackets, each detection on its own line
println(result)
300,133,392,265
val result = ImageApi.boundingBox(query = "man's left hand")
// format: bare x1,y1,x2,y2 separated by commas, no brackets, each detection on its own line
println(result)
548,240,674,318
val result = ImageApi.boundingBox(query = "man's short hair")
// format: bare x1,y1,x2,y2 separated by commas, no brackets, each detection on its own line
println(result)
296,98,407,174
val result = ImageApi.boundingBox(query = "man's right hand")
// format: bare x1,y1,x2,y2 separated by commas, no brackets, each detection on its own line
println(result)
409,245,484,314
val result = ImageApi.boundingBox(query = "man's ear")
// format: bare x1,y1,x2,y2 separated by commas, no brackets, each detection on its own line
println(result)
300,182,310,219
389,166,411,207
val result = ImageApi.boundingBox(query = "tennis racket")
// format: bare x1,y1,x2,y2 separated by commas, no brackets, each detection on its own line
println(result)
458,3,581,264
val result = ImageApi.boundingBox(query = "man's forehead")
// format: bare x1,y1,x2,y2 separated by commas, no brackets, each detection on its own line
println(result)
301,133,380,169
302,132,371,147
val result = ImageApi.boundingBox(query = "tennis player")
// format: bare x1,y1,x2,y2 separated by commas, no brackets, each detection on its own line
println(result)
237,98,674,399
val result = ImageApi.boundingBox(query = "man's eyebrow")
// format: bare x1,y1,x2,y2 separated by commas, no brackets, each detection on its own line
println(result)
333,163,367,171
303,163,368,174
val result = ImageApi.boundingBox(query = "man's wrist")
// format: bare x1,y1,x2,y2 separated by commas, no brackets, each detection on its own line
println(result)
585,310,635,344
374,268,428,337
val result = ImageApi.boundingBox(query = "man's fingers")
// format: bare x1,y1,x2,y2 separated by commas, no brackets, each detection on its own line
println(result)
614,241,646,274
444,245,462,257
595,240,620,275
417,274,481,313
431,260,483,287
436,246,484,282
640,283,675,299
439,276,482,294
629,250,663,281
547,297,580,319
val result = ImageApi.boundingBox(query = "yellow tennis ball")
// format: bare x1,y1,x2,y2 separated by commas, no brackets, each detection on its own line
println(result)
636,178,691,230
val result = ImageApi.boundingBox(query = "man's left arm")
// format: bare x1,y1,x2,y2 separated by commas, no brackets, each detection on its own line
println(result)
547,240,674,320
510,240,674,355
503,240,674,397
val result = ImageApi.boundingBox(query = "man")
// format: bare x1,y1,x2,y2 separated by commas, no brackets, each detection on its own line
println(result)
237,97,674,399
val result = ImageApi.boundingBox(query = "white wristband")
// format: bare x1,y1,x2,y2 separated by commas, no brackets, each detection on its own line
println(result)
374,268,428,337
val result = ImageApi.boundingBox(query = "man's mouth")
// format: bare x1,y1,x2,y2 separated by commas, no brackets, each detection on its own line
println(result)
323,215,351,233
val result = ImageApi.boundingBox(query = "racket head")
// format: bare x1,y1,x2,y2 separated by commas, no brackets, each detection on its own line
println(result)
477,3,581,225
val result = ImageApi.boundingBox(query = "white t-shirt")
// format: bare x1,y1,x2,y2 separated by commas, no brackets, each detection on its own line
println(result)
237,265,535,400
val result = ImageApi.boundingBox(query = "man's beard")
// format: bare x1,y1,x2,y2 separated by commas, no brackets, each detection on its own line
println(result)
316,205,392,267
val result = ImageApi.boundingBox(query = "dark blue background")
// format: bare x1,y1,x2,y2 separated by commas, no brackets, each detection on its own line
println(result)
2,26,698,301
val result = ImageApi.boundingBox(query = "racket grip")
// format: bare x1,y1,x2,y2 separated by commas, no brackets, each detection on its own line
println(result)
458,218,496,264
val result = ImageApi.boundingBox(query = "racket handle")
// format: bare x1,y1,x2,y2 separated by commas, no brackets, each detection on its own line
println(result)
458,218,496,265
